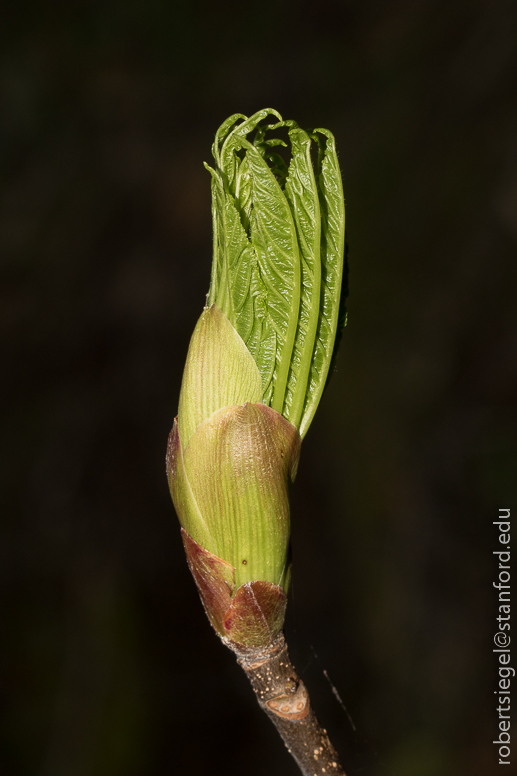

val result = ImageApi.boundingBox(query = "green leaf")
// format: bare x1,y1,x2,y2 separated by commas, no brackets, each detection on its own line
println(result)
281,127,322,429
204,111,346,438
204,162,279,400
207,122,302,411
220,108,282,192
325,237,349,392
211,112,246,165
206,165,226,309
298,128,346,438
240,137,301,413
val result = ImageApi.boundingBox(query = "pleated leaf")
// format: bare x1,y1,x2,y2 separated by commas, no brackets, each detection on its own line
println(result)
281,127,322,429
204,111,346,438
298,129,346,438
206,136,301,409
242,137,301,412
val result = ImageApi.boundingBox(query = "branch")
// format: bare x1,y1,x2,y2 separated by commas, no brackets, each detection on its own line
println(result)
229,632,346,776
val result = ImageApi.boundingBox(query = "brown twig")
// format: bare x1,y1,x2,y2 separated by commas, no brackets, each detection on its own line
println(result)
229,632,346,776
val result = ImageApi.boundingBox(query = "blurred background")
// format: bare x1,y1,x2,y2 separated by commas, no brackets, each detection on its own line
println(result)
1,1,516,774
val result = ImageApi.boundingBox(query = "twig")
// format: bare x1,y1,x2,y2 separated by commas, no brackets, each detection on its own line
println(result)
230,632,346,776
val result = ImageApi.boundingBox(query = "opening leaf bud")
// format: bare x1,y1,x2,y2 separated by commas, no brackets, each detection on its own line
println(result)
167,109,346,647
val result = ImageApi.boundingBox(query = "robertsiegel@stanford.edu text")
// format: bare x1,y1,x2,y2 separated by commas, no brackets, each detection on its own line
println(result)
494,508,512,765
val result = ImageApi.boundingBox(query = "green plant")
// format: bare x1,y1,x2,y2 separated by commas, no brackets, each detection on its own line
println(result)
167,108,347,775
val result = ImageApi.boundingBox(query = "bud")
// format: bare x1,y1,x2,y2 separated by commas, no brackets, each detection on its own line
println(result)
167,109,346,648
167,305,300,647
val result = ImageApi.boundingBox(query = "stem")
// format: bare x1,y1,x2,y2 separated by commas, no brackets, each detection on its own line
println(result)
228,632,346,776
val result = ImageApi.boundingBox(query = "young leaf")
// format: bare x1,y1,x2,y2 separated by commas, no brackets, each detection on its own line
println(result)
281,127,322,429
204,160,279,399
298,128,346,438
205,111,346,439
207,119,302,410
240,137,301,413
220,108,282,193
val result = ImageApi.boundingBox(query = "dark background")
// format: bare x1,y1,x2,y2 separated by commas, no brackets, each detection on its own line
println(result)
2,1,516,774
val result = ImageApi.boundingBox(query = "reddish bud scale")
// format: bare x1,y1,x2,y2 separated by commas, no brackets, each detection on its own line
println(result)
182,530,287,648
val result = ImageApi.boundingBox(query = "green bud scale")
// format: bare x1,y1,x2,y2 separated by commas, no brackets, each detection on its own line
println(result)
167,109,346,649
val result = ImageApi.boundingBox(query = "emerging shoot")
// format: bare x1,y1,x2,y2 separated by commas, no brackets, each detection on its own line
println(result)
166,108,347,775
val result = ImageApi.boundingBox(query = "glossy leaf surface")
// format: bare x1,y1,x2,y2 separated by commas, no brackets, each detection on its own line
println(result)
205,110,346,437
